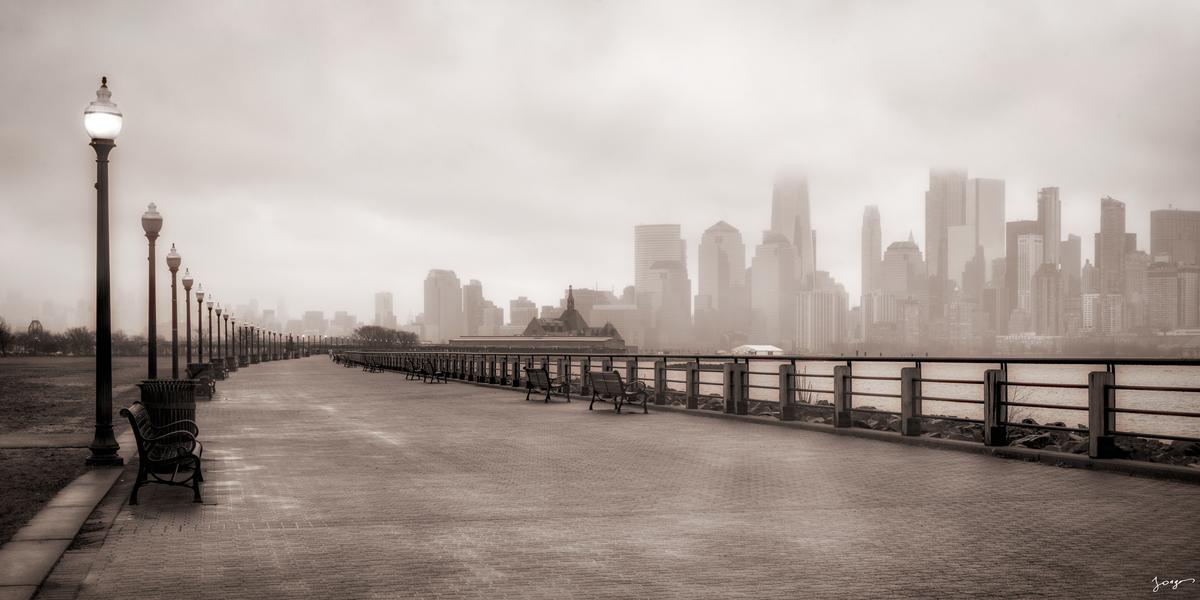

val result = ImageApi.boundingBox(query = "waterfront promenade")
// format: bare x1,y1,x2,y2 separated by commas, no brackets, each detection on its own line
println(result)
35,357,1200,599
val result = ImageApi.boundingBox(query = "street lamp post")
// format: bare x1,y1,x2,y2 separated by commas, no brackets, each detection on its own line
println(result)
182,268,193,366
215,304,223,365
207,299,214,361
195,285,205,362
141,203,162,379
84,77,124,466
224,313,233,370
166,244,181,379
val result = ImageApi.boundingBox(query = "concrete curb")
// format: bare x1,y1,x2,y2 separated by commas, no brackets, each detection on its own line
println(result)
388,369,1200,486
0,430,133,600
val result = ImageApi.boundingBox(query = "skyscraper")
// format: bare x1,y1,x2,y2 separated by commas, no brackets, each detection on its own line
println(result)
880,234,926,302
795,287,848,352
634,224,686,301
698,221,748,344
1150,209,1200,266
1037,187,1062,266
1095,196,1127,294
462,280,484,336
1062,234,1082,298
1005,220,1039,314
645,260,692,349
508,296,537,329
924,168,968,281
1016,234,1044,312
373,291,396,328
750,232,796,347
423,269,463,343
1032,264,1062,335
698,221,747,313
969,178,1006,283
861,206,882,296
770,175,816,284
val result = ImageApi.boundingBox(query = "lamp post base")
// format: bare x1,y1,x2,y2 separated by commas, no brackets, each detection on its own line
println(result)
85,426,123,466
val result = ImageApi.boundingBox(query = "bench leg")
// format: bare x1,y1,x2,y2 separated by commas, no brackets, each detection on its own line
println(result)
525,387,532,402
589,393,597,411
544,389,550,403
192,457,203,503
129,464,146,506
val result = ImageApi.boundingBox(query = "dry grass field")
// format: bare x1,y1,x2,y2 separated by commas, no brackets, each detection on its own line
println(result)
0,356,157,543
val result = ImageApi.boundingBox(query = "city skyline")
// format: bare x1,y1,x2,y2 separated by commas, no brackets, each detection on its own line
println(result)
2,1,1199,332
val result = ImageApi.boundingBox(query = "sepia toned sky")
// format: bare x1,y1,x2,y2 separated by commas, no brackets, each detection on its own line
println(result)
1,0,1198,332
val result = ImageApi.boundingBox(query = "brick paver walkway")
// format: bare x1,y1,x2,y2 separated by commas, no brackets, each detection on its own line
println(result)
48,357,1200,599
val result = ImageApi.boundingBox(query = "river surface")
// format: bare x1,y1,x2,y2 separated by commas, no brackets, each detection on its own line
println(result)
545,359,1200,439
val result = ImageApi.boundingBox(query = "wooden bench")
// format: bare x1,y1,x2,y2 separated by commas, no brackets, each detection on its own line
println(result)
120,401,203,504
363,359,384,373
589,370,649,414
420,360,447,384
185,363,215,397
524,366,569,403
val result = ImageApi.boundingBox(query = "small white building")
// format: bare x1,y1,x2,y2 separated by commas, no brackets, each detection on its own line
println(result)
731,344,784,356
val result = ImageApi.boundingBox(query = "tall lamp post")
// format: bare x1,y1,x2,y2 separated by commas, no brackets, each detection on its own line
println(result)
166,244,181,379
195,285,205,363
224,312,232,368
84,77,124,466
141,204,161,379
215,303,223,366
207,298,214,361
182,269,193,367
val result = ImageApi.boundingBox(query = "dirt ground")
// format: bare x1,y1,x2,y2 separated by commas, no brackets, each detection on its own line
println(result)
0,356,157,544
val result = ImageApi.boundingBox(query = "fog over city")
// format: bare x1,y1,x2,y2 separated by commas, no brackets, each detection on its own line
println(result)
1,0,1198,334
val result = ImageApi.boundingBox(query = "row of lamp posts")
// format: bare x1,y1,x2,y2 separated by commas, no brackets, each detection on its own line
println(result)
82,77,322,467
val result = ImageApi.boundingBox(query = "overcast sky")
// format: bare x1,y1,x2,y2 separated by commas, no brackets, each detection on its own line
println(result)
1,0,1198,332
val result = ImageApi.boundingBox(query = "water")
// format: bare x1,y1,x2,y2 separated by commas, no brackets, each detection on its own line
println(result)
547,358,1200,439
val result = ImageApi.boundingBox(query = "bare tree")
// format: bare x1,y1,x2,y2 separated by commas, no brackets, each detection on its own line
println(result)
0,317,11,357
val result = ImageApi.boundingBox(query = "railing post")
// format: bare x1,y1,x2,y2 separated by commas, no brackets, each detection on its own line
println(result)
900,366,922,436
512,358,523,388
778,363,796,421
984,368,1007,446
581,358,592,396
1088,371,1118,459
654,359,667,405
832,364,852,427
555,358,565,384
723,363,747,414
601,357,612,372
686,363,700,410
499,356,508,385
625,359,637,384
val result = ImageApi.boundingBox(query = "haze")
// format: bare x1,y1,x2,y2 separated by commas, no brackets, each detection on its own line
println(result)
1,0,1198,332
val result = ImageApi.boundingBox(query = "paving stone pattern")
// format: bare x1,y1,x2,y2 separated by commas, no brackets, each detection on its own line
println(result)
59,357,1200,599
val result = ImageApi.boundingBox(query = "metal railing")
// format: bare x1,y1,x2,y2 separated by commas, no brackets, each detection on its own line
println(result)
334,350,1200,460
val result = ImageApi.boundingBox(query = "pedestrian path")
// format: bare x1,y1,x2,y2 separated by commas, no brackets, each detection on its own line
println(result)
38,357,1200,599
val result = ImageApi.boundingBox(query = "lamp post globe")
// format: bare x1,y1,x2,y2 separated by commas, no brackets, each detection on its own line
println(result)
182,269,193,365
166,244,181,379
85,77,124,466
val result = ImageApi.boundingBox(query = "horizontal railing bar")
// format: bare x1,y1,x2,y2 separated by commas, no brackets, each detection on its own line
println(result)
1003,401,1088,411
332,351,1200,366
1109,407,1200,418
790,373,835,379
1002,381,1090,390
850,408,901,416
1001,422,1089,433
848,375,902,382
1111,430,1200,443
921,396,984,405
920,415,984,424
849,391,901,399
917,378,984,385
1109,384,1200,393
794,388,833,395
